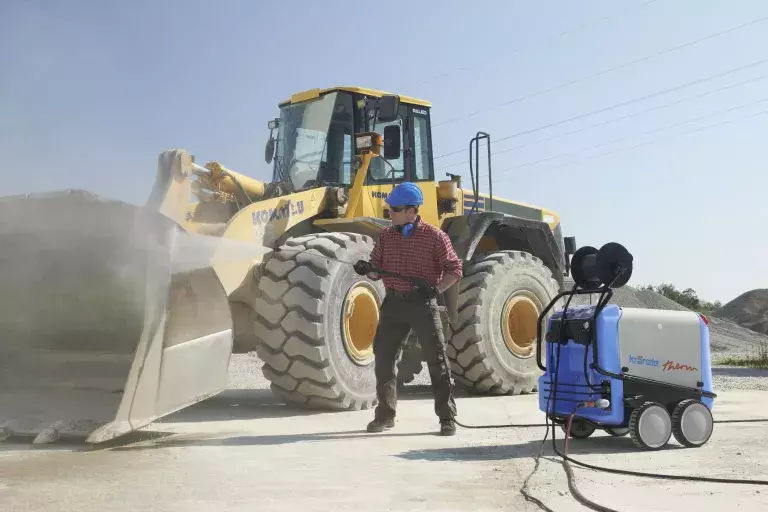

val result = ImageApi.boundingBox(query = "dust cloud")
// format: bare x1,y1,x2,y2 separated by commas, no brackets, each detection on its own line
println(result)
171,232,273,275
0,190,273,353
0,191,166,352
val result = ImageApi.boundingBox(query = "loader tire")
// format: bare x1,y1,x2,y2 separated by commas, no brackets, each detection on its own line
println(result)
253,232,383,410
447,250,560,395
396,337,424,385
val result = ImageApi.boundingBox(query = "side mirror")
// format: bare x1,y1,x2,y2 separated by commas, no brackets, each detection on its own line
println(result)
563,236,577,277
383,125,401,160
265,138,276,164
377,95,400,123
564,236,577,255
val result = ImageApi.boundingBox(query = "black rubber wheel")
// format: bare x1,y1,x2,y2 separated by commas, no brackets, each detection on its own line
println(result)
605,427,630,437
629,402,673,450
447,251,560,395
561,419,596,439
397,336,424,385
672,399,714,448
252,232,384,410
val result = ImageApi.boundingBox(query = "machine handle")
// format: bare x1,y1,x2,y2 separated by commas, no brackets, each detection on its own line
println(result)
535,286,614,372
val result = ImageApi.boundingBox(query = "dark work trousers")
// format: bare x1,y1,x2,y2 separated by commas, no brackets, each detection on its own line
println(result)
373,289,457,422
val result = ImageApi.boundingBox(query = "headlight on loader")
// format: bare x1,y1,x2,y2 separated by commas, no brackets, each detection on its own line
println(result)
355,132,383,156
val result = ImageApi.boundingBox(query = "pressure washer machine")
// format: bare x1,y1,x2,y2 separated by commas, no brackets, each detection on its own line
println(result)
537,242,716,451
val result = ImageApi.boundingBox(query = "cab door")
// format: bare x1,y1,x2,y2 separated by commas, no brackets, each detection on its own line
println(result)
359,103,439,227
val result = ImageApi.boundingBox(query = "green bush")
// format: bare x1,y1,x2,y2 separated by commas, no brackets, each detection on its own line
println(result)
637,282,721,316
715,346,768,369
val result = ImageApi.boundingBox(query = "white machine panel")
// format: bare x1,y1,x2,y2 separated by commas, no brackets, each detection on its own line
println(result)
617,307,703,388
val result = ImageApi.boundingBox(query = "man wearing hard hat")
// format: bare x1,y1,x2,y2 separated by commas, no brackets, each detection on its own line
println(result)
354,182,463,436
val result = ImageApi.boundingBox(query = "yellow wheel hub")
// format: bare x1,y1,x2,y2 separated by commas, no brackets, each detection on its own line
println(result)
502,294,540,358
342,283,380,365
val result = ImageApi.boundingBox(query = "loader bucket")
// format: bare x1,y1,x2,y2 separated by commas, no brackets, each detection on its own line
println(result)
0,190,233,444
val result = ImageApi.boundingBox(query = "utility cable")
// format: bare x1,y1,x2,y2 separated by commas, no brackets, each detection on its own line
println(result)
433,56,768,161
433,13,768,128
435,70,768,172
562,406,619,512
482,94,768,177
488,103,768,182
519,426,556,512
403,0,661,89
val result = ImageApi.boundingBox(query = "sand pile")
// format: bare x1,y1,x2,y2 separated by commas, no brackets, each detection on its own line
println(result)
714,289,768,336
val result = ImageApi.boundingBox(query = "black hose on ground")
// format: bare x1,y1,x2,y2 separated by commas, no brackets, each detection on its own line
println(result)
273,246,768,509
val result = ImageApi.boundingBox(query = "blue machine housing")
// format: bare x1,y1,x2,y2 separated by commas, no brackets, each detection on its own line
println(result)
538,303,715,428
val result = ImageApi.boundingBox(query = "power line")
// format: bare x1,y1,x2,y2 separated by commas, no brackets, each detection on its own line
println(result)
433,56,768,161
403,0,661,89
433,13,768,128
485,95,768,176
488,104,768,184
436,70,768,172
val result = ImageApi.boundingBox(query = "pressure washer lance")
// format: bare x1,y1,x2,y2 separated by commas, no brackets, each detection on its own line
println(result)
273,245,547,429
272,246,768,500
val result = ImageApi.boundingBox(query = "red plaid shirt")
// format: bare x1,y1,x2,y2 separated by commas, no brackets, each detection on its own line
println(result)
369,218,463,293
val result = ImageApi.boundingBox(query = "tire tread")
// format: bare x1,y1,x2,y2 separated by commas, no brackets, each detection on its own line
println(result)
447,250,559,396
253,232,378,411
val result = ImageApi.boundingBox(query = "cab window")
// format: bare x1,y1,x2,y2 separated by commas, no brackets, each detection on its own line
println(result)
412,113,432,181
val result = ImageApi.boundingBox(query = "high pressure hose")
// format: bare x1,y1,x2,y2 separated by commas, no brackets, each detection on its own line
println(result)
272,245,768,511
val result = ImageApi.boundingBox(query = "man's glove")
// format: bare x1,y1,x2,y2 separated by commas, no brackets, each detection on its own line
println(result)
353,260,374,276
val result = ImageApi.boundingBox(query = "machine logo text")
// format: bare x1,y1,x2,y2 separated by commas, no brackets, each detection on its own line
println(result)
662,360,698,372
371,191,389,199
252,200,305,226
628,354,660,367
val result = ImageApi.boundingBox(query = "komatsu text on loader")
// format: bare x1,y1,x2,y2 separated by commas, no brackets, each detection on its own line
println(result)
0,86,575,443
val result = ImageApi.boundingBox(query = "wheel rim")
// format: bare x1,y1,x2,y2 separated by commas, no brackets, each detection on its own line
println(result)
681,403,713,445
501,293,540,358
638,405,672,448
342,282,380,365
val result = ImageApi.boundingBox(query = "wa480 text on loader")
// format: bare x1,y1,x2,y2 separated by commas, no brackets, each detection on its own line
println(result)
0,86,575,443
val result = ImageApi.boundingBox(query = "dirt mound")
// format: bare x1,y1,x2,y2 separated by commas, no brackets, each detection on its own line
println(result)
564,279,768,357
714,289,768,335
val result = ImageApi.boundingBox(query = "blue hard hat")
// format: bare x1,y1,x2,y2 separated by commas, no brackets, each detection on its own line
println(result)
385,182,424,207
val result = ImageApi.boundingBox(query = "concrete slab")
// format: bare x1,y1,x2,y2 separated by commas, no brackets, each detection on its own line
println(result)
0,387,767,512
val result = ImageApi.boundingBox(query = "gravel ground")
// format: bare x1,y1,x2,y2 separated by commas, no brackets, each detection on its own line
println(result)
4,373,768,512
2,332,765,512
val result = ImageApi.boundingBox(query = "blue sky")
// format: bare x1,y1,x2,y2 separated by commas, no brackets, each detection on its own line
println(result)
2,0,766,303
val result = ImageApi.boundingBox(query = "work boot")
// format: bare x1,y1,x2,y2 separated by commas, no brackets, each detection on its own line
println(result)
440,419,456,436
367,417,395,433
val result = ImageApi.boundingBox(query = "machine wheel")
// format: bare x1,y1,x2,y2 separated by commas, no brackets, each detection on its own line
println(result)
561,419,596,439
605,427,630,437
252,232,384,410
396,336,424,385
671,399,714,448
447,250,560,395
629,402,673,450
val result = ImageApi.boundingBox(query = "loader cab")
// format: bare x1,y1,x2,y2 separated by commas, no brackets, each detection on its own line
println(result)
267,87,435,192
267,90,357,190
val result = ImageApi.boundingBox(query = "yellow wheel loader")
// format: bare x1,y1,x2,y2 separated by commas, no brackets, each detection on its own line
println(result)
0,86,575,443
